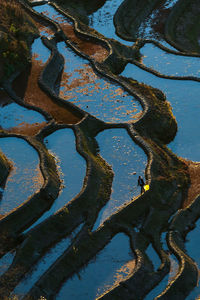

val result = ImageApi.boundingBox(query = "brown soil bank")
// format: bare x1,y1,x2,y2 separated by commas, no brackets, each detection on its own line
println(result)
12,57,81,125
38,5,109,62
60,22,108,62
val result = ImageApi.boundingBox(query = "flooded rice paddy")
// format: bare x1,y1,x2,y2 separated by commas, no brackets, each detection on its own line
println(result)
56,233,135,299
12,225,83,299
94,128,146,229
122,63,200,161
0,102,45,132
26,129,86,230
141,43,200,78
1,0,200,299
88,0,132,45
58,42,142,123
0,251,15,277
185,219,200,299
0,138,43,215
32,37,50,64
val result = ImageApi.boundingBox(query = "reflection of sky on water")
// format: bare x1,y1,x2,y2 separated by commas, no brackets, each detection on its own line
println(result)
148,220,200,299
164,0,179,9
0,103,45,130
58,42,142,123
32,38,50,63
93,128,147,229
25,129,85,232
0,138,43,215
12,225,83,299
122,63,200,161
146,244,161,271
34,3,71,25
89,0,133,45
141,44,200,77
0,251,15,276
145,233,179,299
57,233,135,299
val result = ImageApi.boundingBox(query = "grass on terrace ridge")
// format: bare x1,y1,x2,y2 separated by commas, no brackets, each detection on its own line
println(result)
0,0,39,81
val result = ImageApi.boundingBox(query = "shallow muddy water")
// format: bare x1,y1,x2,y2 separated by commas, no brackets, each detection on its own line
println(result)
122,63,200,161
56,233,135,299
32,37,50,64
93,128,147,229
58,42,142,123
34,3,71,24
0,102,45,131
34,3,109,62
0,138,43,215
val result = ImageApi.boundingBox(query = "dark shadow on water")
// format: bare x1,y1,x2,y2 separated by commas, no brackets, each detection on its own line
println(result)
12,64,31,100
54,68,63,96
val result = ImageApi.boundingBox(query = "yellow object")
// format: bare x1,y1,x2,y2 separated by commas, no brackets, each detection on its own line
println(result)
144,184,150,191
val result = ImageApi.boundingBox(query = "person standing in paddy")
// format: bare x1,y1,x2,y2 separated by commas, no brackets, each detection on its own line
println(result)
138,175,145,194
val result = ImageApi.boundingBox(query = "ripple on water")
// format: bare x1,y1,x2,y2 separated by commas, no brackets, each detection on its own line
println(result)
56,233,135,299
58,42,142,123
121,62,200,161
93,128,147,230
25,129,86,231
0,138,43,215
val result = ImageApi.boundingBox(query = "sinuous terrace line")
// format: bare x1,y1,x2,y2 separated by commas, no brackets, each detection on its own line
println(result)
0,0,199,299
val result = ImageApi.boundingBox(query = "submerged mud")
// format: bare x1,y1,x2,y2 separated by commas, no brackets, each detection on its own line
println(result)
0,0,199,299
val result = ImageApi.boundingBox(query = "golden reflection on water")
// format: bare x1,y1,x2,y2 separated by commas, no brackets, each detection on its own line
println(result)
32,165,44,189
1,159,43,214
168,255,179,283
8,165,43,191
113,260,136,284
96,259,136,297
60,64,141,121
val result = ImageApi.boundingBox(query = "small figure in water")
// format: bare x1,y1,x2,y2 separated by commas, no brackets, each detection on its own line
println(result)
138,176,145,194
